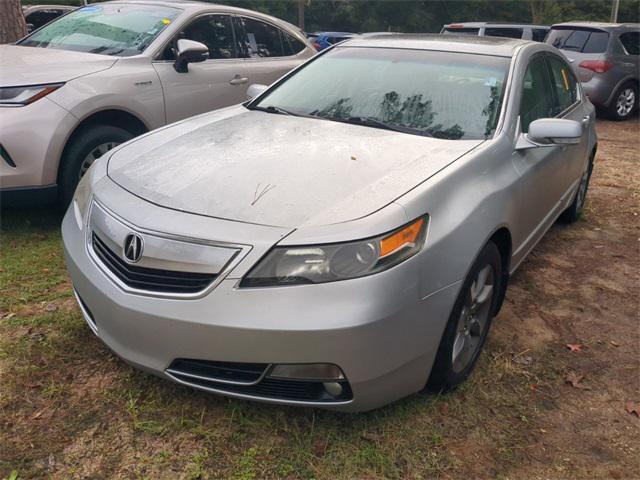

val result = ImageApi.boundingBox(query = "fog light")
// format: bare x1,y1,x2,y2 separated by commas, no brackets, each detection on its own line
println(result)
268,363,345,380
323,381,343,397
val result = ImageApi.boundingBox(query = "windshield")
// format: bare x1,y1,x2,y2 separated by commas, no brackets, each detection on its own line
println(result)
18,4,180,57
251,47,510,140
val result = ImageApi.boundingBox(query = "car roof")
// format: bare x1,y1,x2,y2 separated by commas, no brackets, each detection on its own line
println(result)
443,22,550,28
343,33,529,57
551,21,640,31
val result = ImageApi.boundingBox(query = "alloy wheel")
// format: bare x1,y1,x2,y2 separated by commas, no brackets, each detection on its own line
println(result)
451,264,495,373
79,142,118,179
616,88,635,117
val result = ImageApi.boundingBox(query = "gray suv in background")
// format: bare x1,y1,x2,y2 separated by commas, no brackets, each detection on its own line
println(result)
546,22,639,120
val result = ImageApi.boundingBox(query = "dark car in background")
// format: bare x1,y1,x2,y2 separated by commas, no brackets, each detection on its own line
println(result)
22,4,76,33
546,22,639,120
311,31,358,50
441,23,550,41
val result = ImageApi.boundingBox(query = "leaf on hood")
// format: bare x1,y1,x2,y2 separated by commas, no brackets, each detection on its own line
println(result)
565,372,591,390
566,343,583,352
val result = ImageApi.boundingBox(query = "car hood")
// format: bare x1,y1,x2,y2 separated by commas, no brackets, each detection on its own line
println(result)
108,107,483,228
0,45,117,87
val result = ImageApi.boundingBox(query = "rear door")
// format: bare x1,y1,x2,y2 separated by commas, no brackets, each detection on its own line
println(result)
153,14,249,123
235,16,311,87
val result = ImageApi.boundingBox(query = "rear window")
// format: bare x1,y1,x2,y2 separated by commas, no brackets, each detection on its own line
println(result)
485,27,523,39
546,27,609,53
443,27,480,36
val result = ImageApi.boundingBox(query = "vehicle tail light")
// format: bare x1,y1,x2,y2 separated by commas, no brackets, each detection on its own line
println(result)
578,60,613,74
312,41,321,50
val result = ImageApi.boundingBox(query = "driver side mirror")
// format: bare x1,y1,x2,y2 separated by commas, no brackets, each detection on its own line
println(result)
516,118,582,150
174,39,209,73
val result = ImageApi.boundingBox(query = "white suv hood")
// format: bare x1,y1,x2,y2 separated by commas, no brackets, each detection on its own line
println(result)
108,106,483,228
0,45,116,87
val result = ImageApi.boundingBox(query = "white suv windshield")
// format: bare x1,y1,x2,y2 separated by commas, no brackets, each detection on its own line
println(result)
18,4,180,57
251,47,510,140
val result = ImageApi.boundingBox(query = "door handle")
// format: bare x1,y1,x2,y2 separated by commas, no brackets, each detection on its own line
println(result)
582,115,590,125
229,76,248,86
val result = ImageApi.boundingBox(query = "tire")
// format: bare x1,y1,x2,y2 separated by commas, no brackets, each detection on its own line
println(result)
560,153,594,224
427,241,503,392
606,81,638,121
58,125,133,206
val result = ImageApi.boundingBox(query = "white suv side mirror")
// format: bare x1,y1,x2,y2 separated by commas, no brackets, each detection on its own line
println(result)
174,39,209,73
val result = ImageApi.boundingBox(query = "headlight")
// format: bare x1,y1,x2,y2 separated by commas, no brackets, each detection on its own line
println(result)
72,171,92,230
241,216,427,287
0,83,64,106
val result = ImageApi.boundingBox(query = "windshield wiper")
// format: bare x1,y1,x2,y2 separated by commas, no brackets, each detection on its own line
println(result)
248,105,296,116
340,116,433,137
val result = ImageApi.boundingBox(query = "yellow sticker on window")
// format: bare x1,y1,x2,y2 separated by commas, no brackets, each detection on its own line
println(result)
561,68,570,91
162,18,171,25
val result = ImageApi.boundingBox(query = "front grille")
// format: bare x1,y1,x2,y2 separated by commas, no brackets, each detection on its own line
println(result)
166,359,353,403
92,233,217,294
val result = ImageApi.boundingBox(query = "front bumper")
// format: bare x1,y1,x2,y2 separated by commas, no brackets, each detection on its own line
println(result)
62,204,460,412
0,98,76,191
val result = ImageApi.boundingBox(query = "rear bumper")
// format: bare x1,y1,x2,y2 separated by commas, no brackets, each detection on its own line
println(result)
62,205,461,412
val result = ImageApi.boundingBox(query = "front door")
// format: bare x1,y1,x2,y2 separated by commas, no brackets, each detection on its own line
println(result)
153,14,249,124
511,54,571,259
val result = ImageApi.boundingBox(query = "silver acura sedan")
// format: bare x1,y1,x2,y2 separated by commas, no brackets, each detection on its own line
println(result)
63,35,597,412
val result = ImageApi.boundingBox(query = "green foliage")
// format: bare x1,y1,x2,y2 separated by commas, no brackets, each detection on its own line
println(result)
20,0,640,29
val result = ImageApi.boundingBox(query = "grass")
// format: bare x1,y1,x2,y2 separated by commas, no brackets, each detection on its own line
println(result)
0,205,560,477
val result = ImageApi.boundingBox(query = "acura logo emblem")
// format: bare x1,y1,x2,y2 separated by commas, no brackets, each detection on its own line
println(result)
123,233,144,263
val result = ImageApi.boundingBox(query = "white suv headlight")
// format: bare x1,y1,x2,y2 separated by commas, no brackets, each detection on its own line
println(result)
241,216,428,287
0,83,64,106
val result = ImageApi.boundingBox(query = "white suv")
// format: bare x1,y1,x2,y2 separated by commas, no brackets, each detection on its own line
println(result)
0,1,314,205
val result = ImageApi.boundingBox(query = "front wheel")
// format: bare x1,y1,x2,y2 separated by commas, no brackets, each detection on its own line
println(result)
58,125,133,206
427,242,503,391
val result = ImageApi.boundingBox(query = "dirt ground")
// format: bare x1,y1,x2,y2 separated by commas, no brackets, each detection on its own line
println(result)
0,118,639,479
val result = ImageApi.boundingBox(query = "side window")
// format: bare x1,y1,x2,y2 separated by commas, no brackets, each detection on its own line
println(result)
532,28,548,42
485,27,524,39
164,15,235,60
547,56,578,114
241,18,285,58
282,31,307,55
520,56,555,133
619,31,640,55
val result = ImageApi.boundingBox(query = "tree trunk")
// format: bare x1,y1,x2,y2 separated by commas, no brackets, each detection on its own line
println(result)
0,0,27,44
